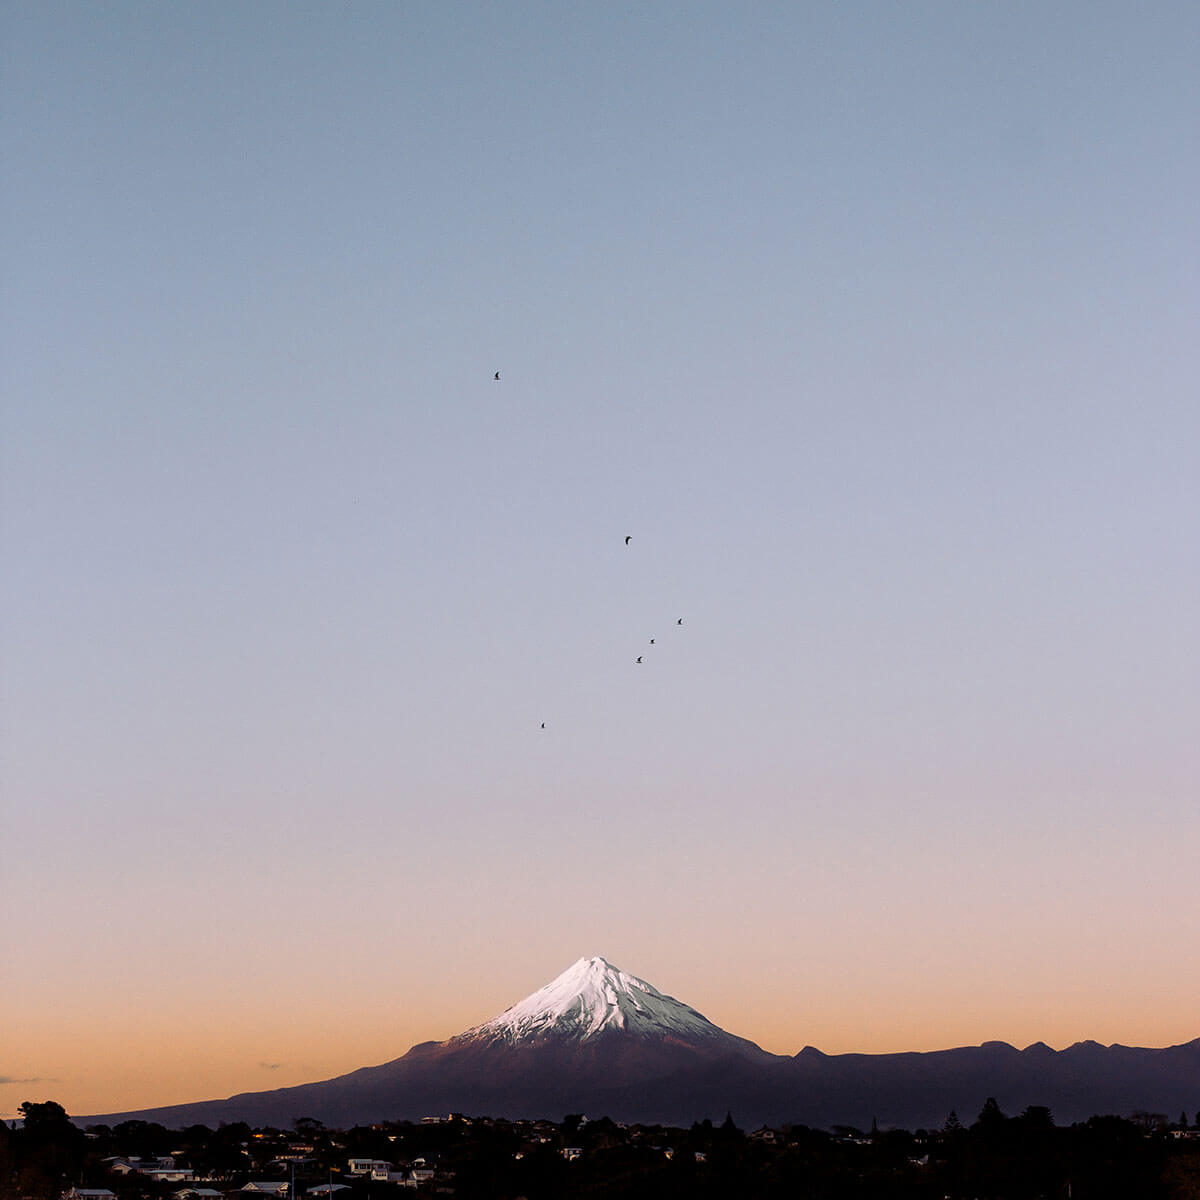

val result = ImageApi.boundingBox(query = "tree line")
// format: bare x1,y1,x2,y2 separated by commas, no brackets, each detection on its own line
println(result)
4,1097,1200,1199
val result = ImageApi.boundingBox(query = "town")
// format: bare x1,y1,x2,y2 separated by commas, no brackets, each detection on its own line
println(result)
6,1099,1200,1199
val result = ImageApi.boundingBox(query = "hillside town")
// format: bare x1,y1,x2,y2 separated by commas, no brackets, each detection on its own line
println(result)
7,1099,1200,1199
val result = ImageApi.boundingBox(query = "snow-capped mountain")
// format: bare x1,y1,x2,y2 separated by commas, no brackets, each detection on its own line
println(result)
80,955,777,1129
459,955,753,1049
79,956,1200,1131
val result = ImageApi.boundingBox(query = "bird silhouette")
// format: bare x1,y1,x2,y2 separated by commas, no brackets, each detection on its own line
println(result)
649,638,655,644
540,722,545,729
636,656,642,664
494,371,500,380
625,535,631,545
677,618,683,625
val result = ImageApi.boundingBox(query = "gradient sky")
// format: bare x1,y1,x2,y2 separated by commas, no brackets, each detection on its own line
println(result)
3,1,1198,1121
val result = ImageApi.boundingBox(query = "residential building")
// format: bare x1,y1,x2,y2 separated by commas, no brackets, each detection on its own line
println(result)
347,1157,390,1175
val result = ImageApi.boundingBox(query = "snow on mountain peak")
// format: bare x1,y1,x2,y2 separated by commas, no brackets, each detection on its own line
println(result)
462,956,734,1046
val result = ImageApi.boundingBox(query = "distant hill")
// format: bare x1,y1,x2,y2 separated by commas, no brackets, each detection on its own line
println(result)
80,957,1200,1130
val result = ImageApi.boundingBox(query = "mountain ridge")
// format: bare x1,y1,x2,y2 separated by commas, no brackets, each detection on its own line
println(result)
77,958,1200,1131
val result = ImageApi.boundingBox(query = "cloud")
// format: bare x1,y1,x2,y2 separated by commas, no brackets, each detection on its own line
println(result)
258,1062,282,1071
0,1077,53,1086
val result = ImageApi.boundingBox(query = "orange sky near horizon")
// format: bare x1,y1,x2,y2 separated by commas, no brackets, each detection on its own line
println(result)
7,938,1199,1121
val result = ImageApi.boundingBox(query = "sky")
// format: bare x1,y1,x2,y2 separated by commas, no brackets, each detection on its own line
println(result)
2,1,1197,1121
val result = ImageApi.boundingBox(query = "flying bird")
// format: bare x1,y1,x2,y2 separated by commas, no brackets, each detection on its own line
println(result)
494,371,500,380
649,638,655,644
636,656,643,664
677,618,683,625
540,722,546,729
625,535,632,545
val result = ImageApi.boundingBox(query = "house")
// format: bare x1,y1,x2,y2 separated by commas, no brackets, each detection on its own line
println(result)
62,1191,117,1200
269,1158,318,1173
143,1166,195,1182
305,1188,351,1197
561,1147,583,1161
108,1155,186,1178
175,1189,223,1199
241,1183,289,1195
347,1157,390,1175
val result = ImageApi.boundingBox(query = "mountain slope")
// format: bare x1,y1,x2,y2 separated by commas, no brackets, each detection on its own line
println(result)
458,956,769,1055
78,958,1200,1130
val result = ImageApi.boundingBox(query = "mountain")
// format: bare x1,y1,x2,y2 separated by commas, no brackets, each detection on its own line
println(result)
79,956,1200,1131
458,954,771,1058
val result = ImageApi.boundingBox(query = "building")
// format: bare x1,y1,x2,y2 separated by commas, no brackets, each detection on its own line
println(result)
347,1157,390,1175
143,1166,195,1183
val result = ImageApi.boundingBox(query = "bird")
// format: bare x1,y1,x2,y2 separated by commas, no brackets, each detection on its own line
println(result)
649,638,655,644
636,656,643,664
540,722,546,729
625,535,632,545
676,618,683,625
494,371,500,381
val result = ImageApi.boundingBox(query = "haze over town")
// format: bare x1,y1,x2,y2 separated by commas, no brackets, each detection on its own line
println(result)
2,2,1197,1121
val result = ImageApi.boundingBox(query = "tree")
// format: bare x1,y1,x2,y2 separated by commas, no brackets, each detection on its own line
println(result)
0,1120,13,1192
975,1097,1007,1129
1131,1111,1168,1133
719,1111,744,1146
16,1102,73,1138
943,1110,962,1134
1019,1105,1054,1131
12,1101,84,1200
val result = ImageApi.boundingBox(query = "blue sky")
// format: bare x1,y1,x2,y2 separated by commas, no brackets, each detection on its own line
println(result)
2,1,1198,1116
